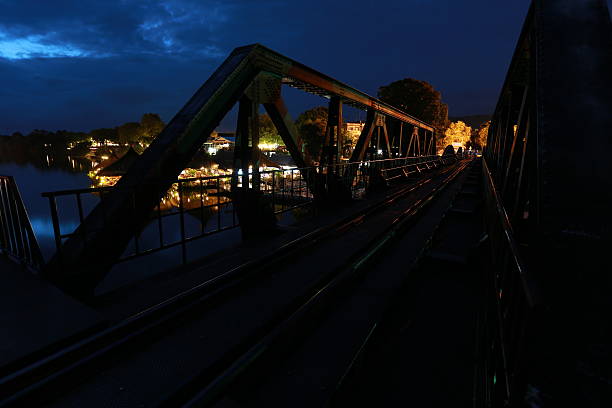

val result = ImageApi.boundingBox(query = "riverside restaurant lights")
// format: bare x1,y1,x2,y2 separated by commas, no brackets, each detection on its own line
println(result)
258,142,279,151
89,163,297,189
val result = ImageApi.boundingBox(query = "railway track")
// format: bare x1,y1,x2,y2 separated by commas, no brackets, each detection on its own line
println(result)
0,156,472,407
173,158,474,407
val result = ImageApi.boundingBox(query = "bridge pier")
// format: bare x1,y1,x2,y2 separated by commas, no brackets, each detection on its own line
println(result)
231,87,277,239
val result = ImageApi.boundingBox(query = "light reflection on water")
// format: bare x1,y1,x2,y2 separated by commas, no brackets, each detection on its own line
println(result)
0,159,93,261
0,155,243,292
0,151,308,293
30,218,80,238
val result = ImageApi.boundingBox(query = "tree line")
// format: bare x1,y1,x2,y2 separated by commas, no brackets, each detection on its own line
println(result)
1,78,489,160
0,113,165,154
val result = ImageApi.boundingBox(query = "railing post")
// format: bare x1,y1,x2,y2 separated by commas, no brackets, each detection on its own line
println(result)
217,177,222,231
199,178,205,234
271,170,276,213
157,184,164,247
178,182,187,265
6,182,25,260
0,178,16,255
48,195,63,262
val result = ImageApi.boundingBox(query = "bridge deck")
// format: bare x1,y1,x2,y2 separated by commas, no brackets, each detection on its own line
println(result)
342,162,484,406
221,159,484,406
29,161,471,406
91,172,442,320
0,257,103,375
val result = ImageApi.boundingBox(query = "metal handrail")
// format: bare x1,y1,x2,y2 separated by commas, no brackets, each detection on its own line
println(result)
0,175,44,272
482,159,536,307
40,156,438,198
481,158,541,405
41,155,440,267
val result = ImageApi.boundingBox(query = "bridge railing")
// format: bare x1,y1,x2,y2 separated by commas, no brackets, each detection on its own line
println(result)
480,159,541,406
0,175,44,272
41,155,441,268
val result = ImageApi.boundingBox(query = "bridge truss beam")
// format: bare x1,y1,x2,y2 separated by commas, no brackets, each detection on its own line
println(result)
479,0,612,405
43,44,434,296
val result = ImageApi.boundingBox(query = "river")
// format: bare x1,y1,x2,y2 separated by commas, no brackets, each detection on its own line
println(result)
0,150,257,294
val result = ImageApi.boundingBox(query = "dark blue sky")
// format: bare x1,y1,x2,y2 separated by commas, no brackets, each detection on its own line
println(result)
1,0,603,135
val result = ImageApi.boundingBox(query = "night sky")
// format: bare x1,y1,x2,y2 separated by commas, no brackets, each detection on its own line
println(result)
0,1,607,135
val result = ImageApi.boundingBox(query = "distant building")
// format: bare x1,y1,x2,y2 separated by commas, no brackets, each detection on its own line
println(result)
217,132,235,143
91,140,122,148
344,121,364,141
204,132,234,155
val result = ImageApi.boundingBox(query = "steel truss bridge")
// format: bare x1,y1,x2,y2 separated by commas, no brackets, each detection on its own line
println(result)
0,0,610,406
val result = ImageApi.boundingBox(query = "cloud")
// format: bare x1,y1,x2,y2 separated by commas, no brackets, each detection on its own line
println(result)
0,0,234,60
0,0,291,133
0,0,539,135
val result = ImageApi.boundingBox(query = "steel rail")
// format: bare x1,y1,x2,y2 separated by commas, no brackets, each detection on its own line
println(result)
0,159,460,406
166,159,472,407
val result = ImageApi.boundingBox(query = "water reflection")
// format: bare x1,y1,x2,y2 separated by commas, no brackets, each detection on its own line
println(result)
0,142,94,173
0,161,92,260
0,143,306,293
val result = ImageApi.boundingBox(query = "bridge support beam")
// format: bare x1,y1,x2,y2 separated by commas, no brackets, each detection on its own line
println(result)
380,118,392,158
263,98,312,170
316,96,352,203
405,126,421,157
43,46,260,296
321,96,343,170
232,95,260,191
264,94,321,200
41,44,435,296
398,122,404,157
350,110,392,162
232,79,276,239
425,130,435,156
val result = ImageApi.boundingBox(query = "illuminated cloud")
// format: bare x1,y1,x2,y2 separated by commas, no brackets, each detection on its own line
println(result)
0,0,545,135
0,0,233,61
0,32,92,60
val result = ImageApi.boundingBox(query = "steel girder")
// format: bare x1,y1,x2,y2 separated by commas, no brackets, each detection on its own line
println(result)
43,44,434,295
487,0,611,238
321,96,343,169
481,0,611,405
348,112,435,162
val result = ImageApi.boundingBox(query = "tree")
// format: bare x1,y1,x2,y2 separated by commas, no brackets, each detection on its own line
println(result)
440,121,472,150
295,106,328,158
259,114,283,146
27,129,55,146
139,113,165,145
378,78,449,137
117,122,141,146
472,121,490,150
